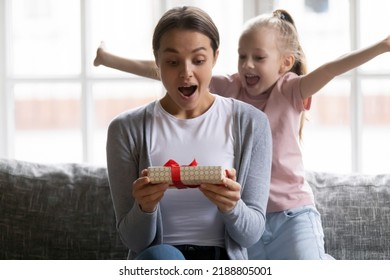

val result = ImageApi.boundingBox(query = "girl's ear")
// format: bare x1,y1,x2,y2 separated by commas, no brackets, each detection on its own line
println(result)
279,54,295,73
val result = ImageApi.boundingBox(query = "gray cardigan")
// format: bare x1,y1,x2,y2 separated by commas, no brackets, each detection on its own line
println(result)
106,98,272,260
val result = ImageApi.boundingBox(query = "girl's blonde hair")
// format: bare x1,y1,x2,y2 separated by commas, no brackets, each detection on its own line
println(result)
242,9,308,140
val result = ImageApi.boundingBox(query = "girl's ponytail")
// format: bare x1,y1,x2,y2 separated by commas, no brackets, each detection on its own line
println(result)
273,9,295,26
272,9,308,76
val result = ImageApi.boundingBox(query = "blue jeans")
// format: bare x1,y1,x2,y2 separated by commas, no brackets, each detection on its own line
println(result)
248,205,327,260
135,244,185,260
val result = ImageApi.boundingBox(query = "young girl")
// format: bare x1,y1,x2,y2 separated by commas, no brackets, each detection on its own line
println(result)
106,6,272,260
98,10,390,259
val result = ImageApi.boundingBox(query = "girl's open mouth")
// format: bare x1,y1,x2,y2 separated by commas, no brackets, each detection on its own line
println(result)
178,85,198,97
245,74,260,86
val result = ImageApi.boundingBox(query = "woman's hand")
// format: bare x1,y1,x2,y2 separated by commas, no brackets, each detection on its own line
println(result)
199,168,241,213
132,169,169,213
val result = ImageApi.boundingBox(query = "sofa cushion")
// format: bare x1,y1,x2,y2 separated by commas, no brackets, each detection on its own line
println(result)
0,159,127,260
306,170,390,260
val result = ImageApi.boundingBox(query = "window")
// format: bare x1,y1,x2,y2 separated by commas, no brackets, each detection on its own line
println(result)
1,0,389,174
272,0,390,174
275,0,352,173
0,0,243,165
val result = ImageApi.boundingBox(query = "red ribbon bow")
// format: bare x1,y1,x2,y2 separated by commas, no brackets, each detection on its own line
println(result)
164,159,198,188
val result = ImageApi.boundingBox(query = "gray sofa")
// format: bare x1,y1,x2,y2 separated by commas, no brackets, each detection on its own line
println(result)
1,158,389,260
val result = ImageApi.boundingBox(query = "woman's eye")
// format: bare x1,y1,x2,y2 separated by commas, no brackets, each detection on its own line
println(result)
167,60,178,66
195,59,205,65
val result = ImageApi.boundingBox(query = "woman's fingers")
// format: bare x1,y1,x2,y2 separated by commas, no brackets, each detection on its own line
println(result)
200,177,241,212
132,172,169,213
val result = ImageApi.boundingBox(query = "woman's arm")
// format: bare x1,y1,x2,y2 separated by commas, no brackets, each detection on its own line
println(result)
106,112,159,253
94,42,160,80
300,35,390,100
222,104,272,248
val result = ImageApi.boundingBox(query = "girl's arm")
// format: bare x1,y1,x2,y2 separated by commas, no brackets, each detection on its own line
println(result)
300,36,390,100
94,42,160,80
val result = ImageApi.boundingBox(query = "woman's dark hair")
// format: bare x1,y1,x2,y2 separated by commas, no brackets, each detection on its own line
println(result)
152,6,220,56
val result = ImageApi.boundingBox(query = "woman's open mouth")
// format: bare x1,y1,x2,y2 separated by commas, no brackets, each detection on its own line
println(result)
178,85,198,97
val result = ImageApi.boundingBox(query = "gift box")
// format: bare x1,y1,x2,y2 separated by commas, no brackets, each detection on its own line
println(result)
147,159,225,189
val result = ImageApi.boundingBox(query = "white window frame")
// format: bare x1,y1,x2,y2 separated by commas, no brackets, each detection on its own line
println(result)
348,0,363,172
1,0,12,159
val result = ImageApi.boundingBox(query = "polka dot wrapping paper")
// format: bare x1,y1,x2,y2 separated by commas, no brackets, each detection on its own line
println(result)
147,160,225,189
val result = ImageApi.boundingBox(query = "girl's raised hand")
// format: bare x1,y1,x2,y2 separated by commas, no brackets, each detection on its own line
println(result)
384,35,390,51
93,41,107,67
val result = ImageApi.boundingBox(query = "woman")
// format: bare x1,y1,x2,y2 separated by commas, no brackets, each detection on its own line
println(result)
106,6,272,260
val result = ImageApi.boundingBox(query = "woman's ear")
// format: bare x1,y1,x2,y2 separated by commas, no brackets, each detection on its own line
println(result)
279,54,295,73
154,51,160,68
212,49,220,67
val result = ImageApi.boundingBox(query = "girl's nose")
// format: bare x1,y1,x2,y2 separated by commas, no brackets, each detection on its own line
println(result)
242,58,254,69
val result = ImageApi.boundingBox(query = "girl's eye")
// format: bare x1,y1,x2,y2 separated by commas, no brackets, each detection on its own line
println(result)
254,56,265,61
238,55,246,60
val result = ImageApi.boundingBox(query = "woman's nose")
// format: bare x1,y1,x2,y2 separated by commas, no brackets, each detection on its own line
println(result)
180,62,193,78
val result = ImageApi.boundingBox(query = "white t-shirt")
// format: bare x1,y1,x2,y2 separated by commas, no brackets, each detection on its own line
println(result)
150,95,234,247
